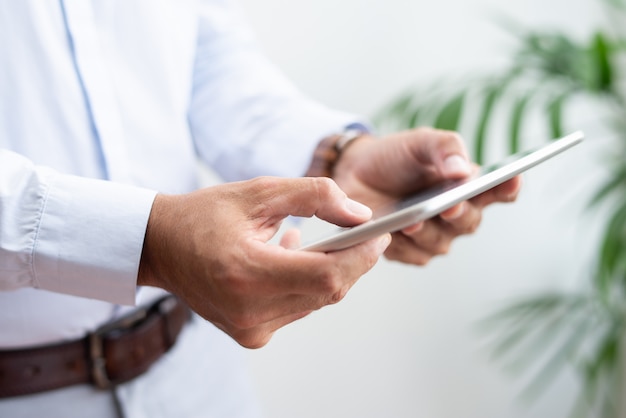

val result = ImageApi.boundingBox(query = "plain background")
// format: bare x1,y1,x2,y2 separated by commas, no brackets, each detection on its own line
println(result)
230,0,613,417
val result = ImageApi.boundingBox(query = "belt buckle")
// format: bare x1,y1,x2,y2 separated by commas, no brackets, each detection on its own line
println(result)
88,306,151,389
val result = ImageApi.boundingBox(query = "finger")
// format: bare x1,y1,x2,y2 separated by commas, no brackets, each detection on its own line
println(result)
401,221,424,235
439,202,466,220
396,202,482,263
207,227,389,336
225,234,390,329
279,228,302,250
250,176,372,227
251,233,391,298
470,175,522,208
384,232,439,265
400,219,454,257
439,201,483,235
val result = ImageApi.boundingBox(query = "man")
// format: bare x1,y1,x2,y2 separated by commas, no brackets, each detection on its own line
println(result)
0,0,520,417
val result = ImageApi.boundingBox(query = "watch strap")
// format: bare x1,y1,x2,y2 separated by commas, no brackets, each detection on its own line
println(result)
305,129,366,178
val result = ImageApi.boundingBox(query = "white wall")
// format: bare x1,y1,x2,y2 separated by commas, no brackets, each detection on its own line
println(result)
235,1,611,417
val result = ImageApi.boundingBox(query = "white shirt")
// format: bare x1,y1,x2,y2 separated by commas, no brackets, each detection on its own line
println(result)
0,0,360,349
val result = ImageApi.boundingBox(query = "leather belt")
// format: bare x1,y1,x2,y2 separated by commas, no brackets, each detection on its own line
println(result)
0,295,191,398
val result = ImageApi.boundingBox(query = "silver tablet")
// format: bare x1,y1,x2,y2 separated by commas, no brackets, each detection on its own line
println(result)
300,130,584,252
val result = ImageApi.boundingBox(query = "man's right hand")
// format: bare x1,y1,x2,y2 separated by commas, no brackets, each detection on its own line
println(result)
138,177,391,348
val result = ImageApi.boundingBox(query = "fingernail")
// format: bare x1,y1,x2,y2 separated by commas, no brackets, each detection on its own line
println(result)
345,198,372,217
443,155,471,176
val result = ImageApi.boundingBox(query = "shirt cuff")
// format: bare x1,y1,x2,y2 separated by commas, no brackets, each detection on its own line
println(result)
32,172,157,306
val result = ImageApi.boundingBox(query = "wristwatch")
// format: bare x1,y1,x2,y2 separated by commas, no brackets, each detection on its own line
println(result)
305,128,368,178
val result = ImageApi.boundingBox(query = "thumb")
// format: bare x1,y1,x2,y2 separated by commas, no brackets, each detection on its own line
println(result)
260,177,372,227
416,130,472,179
440,154,472,178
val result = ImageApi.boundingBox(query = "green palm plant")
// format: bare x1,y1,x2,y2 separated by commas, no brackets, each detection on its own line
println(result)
374,1,626,416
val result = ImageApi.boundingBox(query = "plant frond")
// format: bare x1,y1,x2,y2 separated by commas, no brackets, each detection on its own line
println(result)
519,311,598,402
508,92,534,154
433,91,465,131
546,90,572,139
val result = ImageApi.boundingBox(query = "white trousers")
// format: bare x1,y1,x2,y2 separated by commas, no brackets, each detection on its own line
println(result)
0,316,262,418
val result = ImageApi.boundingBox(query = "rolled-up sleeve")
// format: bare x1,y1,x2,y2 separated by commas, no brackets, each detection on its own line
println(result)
0,149,156,305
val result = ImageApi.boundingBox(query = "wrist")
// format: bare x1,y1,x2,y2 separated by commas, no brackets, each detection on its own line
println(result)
305,129,369,178
138,193,172,290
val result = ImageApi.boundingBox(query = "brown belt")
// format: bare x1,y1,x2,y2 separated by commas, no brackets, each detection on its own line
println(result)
0,295,191,398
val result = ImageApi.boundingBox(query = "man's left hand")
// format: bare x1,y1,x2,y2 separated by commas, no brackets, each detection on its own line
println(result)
331,127,522,265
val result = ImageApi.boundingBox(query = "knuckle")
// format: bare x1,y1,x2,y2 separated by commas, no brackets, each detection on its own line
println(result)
364,246,382,267
246,177,281,216
464,220,481,234
437,130,466,156
458,213,482,234
431,240,450,256
413,255,432,266
234,331,272,350
437,245,451,256
250,176,280,191
384,252,400,262
314,176,335,188
427,231,449,255
443,129,464,144
447,131,464,145
318,268,343,295
329,285,349,305
382,242,403,261
313,177,338,200
414,126,434,137
501,192,518,203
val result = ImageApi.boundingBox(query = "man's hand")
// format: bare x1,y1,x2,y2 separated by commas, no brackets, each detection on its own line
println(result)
138,177,391,348
332,127,521,265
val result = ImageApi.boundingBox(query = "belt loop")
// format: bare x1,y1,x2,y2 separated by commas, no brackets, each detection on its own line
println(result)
158,296,178,349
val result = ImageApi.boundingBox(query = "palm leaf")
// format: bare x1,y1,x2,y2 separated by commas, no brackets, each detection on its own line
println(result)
406,106,422,129
508,92,533,154
589,32,614,93
546,90,571,139
603,0,626,12
433,91,465,131
473,82,509,163
579,326,623,416
481,293,589,361
520,309,597,401
588,165,626,208
595,202,626,295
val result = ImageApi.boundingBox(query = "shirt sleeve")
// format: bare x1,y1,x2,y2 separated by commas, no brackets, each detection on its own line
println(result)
0,149,156,305
188,0,368,182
